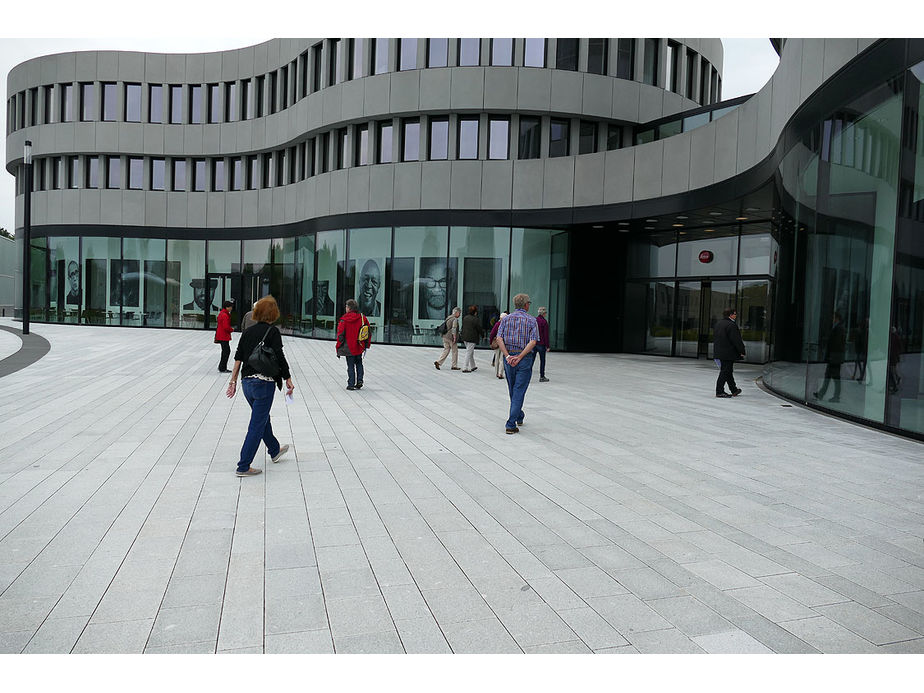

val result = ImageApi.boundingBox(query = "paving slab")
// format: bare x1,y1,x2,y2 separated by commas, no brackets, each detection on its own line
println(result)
0,320,922,653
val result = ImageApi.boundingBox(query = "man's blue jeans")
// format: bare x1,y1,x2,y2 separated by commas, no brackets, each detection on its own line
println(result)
239,378,281,472
503,352,535,430
346,354,364,386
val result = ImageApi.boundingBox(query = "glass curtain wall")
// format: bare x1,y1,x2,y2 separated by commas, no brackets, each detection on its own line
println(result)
31,226,565,351
449,226,510,344
767,73,907,430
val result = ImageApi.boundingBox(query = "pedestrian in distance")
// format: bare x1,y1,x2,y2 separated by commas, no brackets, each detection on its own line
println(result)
714,307,746,398
536,306,551,382
489,312,508,379
336,298,371,391
461,305,485,373
226,295,294,477
496,293,540,434
215,300,234,373
434,307,462,371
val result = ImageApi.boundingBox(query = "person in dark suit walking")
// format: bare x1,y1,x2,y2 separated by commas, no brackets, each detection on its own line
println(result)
814,311,846,403
714,307,746,398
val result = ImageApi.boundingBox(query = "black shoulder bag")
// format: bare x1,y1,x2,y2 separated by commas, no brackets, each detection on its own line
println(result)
248,325,281,378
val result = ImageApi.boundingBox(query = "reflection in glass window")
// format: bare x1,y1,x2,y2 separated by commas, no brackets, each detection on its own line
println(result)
80,83,94,121
212,159,225,192
312,43,322,91
125,84,141,122
682,112,710,132
510,228,553,334
458,117,479,159
151,158,165,191
193,159,206,192
607,125,622,150
518,117,541,159
225,82,237,121
449,227,511,340
329,39,342,85
241,79,250,119
61,83,73,122
248,155,258,189
403,119,420,161
458,38,480,66
643,38,659,86
427,38,448,68
312,229,344,338
393,226,449,344
588,39,608,75
123,237,167,327
172,159,186,191
617,39,635,80
556,39,579,71
378,121,393,163
549,119,570,157
208,84,220,123
491,38,513,66
86,156,99,188
355,125,369,166
170,85,182,123
68,156,79,188
189,85,202,124
524,38,546,68
400,39,417,70
579,121,597,154
128,157,143,190
349,227,391,340
373,38,389,74
350,38,364,79
488,117,509,160
429,118,449,160
167,238,207,328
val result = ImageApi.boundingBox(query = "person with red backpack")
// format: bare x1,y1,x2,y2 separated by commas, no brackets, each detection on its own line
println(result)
336,298,371,391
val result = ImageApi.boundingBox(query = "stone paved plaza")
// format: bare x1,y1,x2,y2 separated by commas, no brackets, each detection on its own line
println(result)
0,317,922,655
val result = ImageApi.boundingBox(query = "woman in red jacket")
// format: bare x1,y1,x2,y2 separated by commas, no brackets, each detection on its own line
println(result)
215,300,234,373
336,299,371,390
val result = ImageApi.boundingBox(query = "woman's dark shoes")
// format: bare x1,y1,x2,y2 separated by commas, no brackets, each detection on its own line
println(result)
346,385,356,390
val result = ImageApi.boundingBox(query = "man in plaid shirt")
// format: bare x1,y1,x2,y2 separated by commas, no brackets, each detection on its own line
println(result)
495,293,540,434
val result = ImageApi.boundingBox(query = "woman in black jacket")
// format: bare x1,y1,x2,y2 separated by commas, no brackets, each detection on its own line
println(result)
226,296,295,477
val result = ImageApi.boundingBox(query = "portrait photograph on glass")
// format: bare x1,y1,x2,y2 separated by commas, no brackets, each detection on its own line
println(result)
417,257,457,321
355,257,384,317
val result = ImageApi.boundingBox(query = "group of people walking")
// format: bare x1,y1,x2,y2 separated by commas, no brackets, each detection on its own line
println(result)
432,296,550,434
435,304,551,383
217,295,370,477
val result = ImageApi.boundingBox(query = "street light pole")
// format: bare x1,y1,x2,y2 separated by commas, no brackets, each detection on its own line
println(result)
22,140,32,335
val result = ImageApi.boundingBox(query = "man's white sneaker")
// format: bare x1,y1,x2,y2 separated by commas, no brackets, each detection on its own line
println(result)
271,444,289,463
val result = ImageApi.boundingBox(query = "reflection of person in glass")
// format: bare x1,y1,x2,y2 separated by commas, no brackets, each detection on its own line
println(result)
419,259,452,320
183,278,219,311
357,259,382,317
813,310,845,403
305,279,335,316
66,261,80,305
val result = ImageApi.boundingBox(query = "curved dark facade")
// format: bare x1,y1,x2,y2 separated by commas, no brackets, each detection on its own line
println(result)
6,38,924,438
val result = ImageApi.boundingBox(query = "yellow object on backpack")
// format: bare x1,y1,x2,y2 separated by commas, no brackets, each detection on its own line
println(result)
357,314,370,342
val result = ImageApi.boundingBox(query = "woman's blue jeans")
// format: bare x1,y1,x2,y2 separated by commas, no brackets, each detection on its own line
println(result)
238,378,281,472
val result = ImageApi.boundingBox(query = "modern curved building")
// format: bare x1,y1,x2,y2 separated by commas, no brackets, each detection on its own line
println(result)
5,38,924,439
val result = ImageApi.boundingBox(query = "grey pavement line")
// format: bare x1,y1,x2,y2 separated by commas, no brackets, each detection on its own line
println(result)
0,325,50,378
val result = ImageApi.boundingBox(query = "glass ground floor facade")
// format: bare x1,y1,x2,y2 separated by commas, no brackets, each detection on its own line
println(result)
25,225,569,349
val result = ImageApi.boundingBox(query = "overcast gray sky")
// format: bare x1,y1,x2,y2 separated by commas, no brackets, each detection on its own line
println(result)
0,36,778,236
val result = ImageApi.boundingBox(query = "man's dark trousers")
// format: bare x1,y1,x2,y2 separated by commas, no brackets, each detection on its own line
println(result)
717,359,738,395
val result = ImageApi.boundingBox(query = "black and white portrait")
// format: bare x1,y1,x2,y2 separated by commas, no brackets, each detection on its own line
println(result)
355,258,383,317
418,257,457,320
304,279,335,316
183,277,219,311
65,260,80,305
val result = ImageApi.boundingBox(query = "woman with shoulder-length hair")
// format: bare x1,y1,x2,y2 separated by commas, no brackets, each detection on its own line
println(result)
226,296,295,477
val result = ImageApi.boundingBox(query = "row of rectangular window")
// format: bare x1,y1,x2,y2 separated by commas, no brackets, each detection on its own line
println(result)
7,39,719,134
19,117,625,195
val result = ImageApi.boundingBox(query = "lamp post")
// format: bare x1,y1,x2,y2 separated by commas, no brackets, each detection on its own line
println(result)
22,140,32,335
